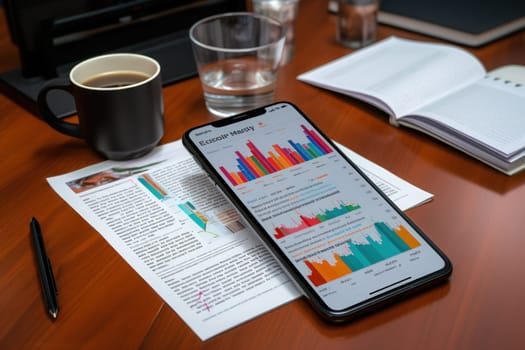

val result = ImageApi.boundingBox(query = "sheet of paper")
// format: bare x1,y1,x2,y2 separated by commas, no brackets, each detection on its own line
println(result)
333,141,432,210
47,140,432,340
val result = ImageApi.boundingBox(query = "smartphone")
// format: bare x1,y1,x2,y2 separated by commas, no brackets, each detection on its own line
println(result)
182,101,452,321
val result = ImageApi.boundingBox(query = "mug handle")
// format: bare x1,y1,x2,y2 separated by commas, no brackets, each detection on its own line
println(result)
37,79,81,138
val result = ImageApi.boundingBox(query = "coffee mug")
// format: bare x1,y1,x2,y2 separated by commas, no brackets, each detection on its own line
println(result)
38,53,164,160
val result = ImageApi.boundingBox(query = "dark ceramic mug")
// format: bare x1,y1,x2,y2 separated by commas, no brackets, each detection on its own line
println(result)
38,53,164,160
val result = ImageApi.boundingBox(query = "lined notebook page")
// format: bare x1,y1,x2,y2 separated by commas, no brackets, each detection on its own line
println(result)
411,75,525,157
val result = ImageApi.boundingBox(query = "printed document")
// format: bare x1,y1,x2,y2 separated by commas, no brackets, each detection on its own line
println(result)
47,140,431,340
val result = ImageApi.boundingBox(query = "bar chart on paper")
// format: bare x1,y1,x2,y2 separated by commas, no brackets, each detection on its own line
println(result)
137,174,245,240
138,174,167,199
177,200,246,237
305,222,421,286
219,125,333,186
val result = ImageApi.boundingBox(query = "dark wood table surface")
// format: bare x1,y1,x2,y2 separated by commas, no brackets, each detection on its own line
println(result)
2,1,525,349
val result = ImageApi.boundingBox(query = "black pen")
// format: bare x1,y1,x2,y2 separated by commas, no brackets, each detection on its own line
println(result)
30,217,59,319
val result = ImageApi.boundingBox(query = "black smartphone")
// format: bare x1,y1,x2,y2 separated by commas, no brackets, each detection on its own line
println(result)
182,101,452,321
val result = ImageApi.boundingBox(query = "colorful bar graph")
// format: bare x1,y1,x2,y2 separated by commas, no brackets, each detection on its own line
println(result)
274,202,361,239
220,125,333,186
178,201,208,230
305,223,421,286
138,174,167,199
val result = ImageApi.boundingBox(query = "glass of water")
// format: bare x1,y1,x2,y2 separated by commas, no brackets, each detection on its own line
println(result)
252,0,300,65
189,12,285,117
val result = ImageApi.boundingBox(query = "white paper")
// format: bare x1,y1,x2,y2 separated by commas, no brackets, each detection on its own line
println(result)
297,36,485,118
333,141,432,210
412,77,525,157
47,140,432,340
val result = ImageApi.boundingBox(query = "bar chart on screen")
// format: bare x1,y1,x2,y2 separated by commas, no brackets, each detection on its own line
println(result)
273,201,362,239
219,125,333,186
304,222,421,286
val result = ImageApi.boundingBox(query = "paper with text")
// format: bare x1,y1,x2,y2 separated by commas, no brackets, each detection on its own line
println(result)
47,140,432,340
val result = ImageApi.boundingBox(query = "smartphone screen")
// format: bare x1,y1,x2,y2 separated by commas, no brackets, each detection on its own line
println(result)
183,102,451,319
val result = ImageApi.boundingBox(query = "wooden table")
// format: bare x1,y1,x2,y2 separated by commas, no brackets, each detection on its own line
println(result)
2,1,525,349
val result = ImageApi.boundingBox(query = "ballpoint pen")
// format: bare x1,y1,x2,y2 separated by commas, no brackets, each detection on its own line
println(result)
30,217,59,319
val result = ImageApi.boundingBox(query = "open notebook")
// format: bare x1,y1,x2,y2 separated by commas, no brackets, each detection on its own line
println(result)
298,37,525,175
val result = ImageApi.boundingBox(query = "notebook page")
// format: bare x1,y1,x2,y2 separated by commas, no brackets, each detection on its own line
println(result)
298,37,485,118
409,76,525,157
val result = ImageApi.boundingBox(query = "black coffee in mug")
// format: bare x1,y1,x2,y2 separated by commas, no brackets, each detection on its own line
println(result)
37,54,164,160
82,71,150,88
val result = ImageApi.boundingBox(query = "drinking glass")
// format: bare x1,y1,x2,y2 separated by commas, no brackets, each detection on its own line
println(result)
189,12,285,117
252,0,300,65
336,0,380,48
